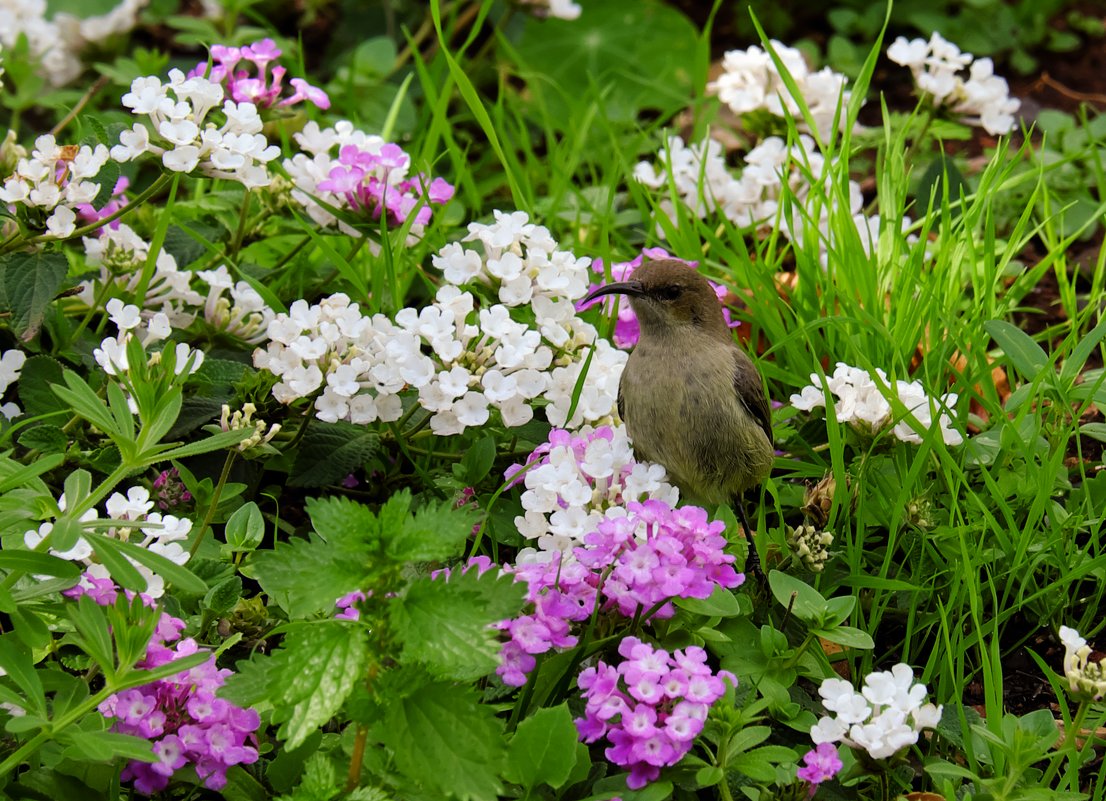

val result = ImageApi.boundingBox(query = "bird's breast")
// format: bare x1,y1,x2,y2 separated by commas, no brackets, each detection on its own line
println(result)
620,334,773,504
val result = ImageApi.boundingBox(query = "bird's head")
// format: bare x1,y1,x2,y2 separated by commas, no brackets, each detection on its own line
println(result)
583,259,729,338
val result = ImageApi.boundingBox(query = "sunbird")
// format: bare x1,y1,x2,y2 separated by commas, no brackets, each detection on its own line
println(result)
583,259,774,580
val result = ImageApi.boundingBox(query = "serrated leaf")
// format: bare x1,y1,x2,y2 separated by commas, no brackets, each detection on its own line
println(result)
391,569,524,680
163,223,222,268
254,498,376,617
386,497,477,562
289,420,379,487
18,424,67,453
17,355,68,419
222,623,368,750
505,703,578,790
383,681,506,801
0,251,69,341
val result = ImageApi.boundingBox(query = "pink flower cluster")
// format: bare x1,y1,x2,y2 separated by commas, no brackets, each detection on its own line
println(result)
797,742,842,791
496,500,742,686
189,39,330,110
315,142,454,227
576,636,736,789
64,575,260,795
580,248,739,348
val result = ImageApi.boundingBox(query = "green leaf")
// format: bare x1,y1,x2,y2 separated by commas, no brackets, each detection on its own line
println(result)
0,251,69,341
811,625,875,650
391,569,525,680
0,633,45,716
289,420,380,487
61,729,155,763
0,550,81,579
145,427,257,463
675,586,742,617
221,622,368,750
505,703,578,790
53,371,119,438
383,681,506,801
86,532,207,595
461,435,496,484
984,320,1049,379
386,496,477,562
253,498,376,617
223,501,264,554
767,570,827,622
203,575,243,616
67,595,116,672
17,355,68,419
17,424,68,453
514,0,699,125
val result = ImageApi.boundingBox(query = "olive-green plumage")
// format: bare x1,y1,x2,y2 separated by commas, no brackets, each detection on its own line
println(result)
584,259,774,576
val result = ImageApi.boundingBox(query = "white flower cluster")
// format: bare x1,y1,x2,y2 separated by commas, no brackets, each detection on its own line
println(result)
634,135,904,260
77,227,274,344
1059,625,1106,701
112,69,279,188
790,362,963,446
55,0,146,52
887,33,1020,136
708,40,852,138
0,134,110,238
94,298,204,378
0,0,146,86
811,664,942,760
0,349,26,420
254,211,626,434
512,424,679,561
25,486,190,599
518,0,581,20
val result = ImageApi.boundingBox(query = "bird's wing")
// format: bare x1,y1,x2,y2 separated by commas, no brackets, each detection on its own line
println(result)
733,350,774,445
617,382,625,422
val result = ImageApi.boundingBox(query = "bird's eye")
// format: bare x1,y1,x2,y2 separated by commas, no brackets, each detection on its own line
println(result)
655,285,682,301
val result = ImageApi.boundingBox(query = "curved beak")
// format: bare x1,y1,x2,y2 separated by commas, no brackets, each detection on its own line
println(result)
581,280,646,307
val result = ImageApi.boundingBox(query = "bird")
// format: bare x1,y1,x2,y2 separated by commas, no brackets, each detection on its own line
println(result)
582,259,775,581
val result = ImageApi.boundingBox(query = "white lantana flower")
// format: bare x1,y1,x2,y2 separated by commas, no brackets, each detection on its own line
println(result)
887,32,1020,136
255,211,625,435
633,134,911,264
509,424,680,561
0,134,109,237
113,69,279,188
1060,625,1106,701
811,664,942,760
709,40,853,139
790,361,963,446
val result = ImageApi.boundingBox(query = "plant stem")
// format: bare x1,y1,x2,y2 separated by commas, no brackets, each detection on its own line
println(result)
345,725,369,792
189,450,237,559
1,173,173,255
50,76,110,137
230,189,253,258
